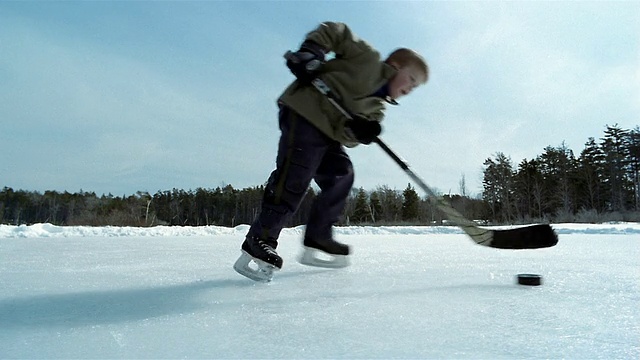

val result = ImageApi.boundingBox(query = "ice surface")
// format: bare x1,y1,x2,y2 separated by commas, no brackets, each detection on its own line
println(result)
0,224,638,359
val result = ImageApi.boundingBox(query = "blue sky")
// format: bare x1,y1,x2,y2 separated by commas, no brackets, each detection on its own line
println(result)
1,1,638,197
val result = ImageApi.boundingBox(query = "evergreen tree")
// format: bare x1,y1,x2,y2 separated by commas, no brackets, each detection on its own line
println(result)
401,183,420,222
369,191,382,223
576,137,605,212
600,124,632,211
627,127,640,210
513,158,544,221
351,187,371,223
482,152,515,223
537,143,577,219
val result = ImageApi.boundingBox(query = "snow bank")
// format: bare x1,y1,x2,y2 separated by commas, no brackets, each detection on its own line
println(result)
1,222,639,238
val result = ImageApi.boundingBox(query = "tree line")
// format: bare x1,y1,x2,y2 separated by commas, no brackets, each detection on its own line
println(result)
0,184,485,227
482,124,639,223
1,124,638,227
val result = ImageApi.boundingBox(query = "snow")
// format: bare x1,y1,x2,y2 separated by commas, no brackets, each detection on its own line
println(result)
1,223,638,359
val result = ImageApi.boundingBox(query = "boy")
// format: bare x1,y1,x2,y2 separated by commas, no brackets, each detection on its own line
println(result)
234,21,428,282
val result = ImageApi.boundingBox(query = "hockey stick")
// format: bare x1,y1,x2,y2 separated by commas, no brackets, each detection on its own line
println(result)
303,74,557,249
372,137,557,249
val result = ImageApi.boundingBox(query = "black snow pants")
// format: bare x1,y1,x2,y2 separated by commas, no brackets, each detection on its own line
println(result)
246,104,354,243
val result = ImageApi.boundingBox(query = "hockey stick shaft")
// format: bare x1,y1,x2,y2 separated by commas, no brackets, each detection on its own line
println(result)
372,138,493,244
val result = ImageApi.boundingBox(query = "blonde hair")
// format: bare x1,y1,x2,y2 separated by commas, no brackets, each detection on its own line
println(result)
385,48,429,83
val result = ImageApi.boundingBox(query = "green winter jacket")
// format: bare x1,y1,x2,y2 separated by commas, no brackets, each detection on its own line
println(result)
278,22,398,147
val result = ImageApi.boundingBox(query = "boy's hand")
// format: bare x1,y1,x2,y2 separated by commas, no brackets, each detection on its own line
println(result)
285,41,325,83
345,116,382,145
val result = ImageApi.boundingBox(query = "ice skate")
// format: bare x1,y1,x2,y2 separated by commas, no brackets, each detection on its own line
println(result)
299,237,350,268
233,237,283,282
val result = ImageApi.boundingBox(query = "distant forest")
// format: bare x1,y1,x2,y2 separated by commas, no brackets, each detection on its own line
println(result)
1,124,638,227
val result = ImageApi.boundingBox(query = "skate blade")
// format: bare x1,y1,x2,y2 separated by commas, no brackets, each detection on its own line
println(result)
298,247,350,269
233,251,279,283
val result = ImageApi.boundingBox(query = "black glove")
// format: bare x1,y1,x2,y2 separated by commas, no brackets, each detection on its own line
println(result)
345,116,382,145
285,41,325,83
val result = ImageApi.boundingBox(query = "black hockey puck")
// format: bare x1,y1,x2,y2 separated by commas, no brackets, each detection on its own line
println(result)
517,274,542,286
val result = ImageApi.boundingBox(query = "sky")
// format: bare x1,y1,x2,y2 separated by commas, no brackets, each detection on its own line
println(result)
0,223,638,358
1,1,639,197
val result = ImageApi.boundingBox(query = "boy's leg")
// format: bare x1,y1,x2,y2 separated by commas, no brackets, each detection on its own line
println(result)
240,106,331,272
247,106,331,240
301,144,354,265
305,145,354,241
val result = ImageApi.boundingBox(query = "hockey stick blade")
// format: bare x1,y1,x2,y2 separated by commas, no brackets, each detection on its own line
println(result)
489,224,558,249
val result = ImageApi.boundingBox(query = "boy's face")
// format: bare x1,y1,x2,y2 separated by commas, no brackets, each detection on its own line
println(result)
388,65,426,100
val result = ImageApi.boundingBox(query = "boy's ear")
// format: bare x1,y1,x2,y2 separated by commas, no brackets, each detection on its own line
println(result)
386,60,400,70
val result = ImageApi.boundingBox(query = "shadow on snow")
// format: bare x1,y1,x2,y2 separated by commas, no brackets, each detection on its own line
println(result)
0,270,519,330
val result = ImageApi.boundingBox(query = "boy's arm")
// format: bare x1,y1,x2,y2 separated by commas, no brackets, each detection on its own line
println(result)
304,22,374,59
